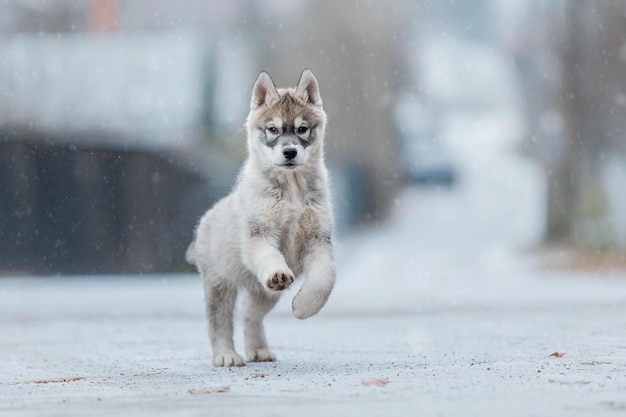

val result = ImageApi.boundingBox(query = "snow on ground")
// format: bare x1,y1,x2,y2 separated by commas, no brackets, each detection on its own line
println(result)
2,147,626,416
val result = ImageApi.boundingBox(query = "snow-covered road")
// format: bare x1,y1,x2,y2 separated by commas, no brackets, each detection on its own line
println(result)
3,139,626,417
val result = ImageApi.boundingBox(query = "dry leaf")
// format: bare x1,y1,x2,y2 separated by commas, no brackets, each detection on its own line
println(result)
24,376,85,384
549,352,566,358
245,373,266,380
188,387,230,395
362,378,390,387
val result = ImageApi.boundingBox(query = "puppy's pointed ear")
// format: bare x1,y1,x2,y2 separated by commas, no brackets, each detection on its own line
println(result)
250,71,279,110
296,69,322,107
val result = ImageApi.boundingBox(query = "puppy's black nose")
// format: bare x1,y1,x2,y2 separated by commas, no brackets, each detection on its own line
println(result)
283,147,297,160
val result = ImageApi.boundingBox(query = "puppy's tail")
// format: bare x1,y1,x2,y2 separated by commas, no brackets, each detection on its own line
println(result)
185,240,197,265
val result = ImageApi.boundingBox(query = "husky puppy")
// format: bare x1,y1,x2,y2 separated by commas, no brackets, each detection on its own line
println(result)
186,69,336,367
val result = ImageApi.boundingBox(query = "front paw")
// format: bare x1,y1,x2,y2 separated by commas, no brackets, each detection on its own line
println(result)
247,348,276,362
292,287,331,320
213,350,245,367
266,271,294,291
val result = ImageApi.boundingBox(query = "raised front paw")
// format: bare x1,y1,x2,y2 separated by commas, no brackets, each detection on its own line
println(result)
292,285,331,320
266,271,294,291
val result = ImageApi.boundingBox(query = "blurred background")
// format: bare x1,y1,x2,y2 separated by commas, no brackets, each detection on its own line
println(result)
1,0,625,275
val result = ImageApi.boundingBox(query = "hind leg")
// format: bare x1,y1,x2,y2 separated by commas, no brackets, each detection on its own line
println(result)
203,275,244,367
243,287,280,362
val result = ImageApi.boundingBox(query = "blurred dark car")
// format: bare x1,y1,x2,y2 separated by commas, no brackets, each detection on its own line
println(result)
402,139,458,187
393,95,458,188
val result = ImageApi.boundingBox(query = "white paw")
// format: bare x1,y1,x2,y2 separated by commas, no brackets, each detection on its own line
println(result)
292,288,329,320
213,350,245,367
265,270,294,291
247,348,276,362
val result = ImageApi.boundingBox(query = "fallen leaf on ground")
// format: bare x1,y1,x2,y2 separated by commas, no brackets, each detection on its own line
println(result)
362,378,390,387
24,377,85,384
188,387,230,395
245,373,266,380
549,352,566,358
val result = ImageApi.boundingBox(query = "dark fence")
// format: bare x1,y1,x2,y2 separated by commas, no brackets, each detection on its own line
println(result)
0,128,226,275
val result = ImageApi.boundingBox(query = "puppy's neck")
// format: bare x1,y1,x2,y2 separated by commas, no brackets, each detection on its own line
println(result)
246,158,326,206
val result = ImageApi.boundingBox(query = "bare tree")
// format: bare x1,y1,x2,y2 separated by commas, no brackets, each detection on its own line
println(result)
516,1,626,249
558,0,626,249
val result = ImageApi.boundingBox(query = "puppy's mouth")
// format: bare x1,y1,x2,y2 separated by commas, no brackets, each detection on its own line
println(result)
278,162,301,170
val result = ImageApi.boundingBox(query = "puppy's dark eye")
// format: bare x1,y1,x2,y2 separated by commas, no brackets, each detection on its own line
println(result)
297,126,308,134
267,127,279,135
